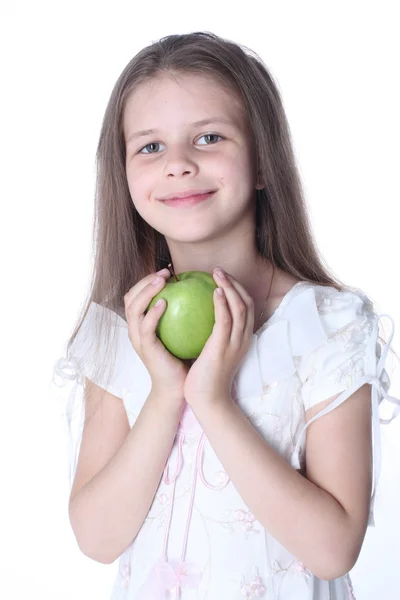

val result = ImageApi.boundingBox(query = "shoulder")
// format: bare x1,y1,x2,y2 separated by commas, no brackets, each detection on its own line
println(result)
262,268,302,322
264,267,373,329
276,268,375,327
311,284,376,335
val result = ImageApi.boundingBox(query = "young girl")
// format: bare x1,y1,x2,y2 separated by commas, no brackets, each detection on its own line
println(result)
52,31,400,599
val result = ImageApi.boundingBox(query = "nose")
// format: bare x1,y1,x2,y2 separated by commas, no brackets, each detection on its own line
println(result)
164,145,198,178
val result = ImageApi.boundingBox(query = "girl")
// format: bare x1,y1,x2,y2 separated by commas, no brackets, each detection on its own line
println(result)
53,31,400,599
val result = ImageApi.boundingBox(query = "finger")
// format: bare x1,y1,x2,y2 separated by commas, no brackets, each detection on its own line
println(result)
123,269,171,309
213,286,232,349
140,297,168,353
213,269,248,345
223,273,255,339
125,276,169,345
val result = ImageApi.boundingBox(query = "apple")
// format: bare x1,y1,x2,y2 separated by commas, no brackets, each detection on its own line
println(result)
147,270,218,359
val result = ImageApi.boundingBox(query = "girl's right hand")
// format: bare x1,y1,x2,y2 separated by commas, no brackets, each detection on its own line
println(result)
124,269,189,407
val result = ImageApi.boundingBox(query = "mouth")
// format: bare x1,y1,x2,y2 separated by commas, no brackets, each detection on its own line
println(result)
160,191,216,207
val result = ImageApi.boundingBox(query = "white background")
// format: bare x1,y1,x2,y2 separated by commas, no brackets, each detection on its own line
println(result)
1,1,399,598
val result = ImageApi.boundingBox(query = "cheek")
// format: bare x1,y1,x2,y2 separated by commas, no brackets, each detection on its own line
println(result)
221,161,253,195
220,148,253,182
126,168,150,207
125,171,165,231
131,199,163,234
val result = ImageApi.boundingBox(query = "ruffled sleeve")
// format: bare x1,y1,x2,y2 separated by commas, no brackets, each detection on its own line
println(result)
292,287,400,526
51,302,139,491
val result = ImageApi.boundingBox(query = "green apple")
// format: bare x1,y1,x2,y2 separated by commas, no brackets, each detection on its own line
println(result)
147,270,218,359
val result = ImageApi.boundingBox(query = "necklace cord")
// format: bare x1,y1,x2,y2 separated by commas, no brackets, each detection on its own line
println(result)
254,261,275,332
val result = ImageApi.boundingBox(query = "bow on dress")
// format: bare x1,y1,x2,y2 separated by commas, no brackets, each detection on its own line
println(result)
136,557,203,599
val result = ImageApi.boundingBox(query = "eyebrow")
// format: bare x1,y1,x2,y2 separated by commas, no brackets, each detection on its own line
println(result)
126,117,236,145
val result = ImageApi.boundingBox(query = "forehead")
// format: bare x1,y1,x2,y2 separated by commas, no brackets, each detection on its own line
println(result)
123,73,247,134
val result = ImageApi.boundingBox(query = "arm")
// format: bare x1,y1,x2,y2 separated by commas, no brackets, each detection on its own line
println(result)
190,383,372,581
69,388,184,564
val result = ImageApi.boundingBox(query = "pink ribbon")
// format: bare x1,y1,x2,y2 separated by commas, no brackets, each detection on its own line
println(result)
137,557,202,599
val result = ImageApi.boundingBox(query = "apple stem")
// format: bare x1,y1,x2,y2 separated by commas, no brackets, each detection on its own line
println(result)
168,262,179,282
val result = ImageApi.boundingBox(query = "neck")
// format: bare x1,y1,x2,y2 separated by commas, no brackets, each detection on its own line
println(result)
164,223,273,312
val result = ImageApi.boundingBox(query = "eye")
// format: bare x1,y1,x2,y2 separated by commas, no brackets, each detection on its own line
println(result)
197,133,223,145
138,142,164,155
137,133,223,155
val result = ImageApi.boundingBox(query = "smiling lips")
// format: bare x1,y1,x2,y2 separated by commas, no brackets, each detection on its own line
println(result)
160,191,216,207
159,188,216,201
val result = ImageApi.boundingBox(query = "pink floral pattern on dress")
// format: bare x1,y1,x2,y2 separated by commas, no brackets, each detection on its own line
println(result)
233,509,259,534
291,559,312,579
240,568,267,597
270,558,312,583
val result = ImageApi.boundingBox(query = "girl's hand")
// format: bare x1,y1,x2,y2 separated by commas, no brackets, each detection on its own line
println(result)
183,268,255,406
124,269,189,406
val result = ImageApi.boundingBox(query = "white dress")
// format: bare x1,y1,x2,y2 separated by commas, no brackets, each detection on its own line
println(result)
52,281,400,599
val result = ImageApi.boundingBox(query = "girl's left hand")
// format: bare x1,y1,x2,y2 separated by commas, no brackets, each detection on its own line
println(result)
183,268,255,407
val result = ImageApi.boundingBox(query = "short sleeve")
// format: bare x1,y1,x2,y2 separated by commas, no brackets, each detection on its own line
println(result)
51,302,138,491
294,287,400,526
298,289,382,411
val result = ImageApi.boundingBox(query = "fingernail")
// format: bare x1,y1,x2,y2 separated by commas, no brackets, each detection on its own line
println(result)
215,268,225,278
152,276,163,285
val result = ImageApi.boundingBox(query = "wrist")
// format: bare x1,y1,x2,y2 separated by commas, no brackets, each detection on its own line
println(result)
148,387,186,413
187,390,233,409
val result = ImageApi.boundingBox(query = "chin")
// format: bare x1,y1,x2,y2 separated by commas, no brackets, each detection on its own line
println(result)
164,230,216,244
156,218,222,244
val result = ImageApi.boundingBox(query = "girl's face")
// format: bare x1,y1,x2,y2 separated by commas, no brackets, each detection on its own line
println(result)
123,73,262,244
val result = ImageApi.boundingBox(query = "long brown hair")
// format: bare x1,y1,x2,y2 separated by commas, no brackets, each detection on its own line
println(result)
59,31,397,395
